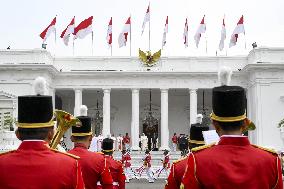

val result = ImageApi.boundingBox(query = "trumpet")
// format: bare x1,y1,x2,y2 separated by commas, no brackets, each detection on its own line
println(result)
50,110,81,149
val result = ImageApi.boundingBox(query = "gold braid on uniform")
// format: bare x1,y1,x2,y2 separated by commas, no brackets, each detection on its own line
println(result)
251,144,278,155
191,143,215,153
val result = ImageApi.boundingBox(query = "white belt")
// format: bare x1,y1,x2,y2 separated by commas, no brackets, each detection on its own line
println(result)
97,181,119,186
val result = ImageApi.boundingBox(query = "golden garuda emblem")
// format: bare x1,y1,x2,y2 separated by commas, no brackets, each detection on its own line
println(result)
139,49,161,67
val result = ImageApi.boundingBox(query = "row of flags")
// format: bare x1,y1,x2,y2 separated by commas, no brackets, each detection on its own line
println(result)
39,5,245,52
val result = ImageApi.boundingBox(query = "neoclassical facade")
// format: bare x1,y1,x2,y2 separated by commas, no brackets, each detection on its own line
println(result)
0,47,284,151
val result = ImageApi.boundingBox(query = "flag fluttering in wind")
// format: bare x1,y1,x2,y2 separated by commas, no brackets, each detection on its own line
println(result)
183,18,189,48
219,17,226,51
162,16,168,49
194,15,206,48
74,16,93,40
40,17,56,42
60,17,75,46
229,15,245,48
106,17,112,48
118,17,131,48
141,4,150,35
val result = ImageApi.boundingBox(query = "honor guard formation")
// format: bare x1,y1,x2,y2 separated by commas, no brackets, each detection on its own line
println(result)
0,67,283,189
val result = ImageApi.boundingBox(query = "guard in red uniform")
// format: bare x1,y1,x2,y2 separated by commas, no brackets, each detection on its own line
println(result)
0,77,85,189
165,122,208,189
122,149,132,182
99,138,126,189
136,149,155,183
155,150,170,179
123,133,130,150
68,105,113,189
172,133,178,151
181,67,283,189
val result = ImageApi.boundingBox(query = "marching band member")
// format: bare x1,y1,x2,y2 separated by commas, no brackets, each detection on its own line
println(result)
121,149,132,183
68,105,113,189
165,118,209,189
154,150,170,180
0,77,85,188
100,138,126,189
181,67,283,189
136,149,155,183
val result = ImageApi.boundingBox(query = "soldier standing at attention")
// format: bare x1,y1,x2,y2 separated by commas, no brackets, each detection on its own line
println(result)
100,138,126,189
123,133,131,150
171,133,178,151
0,77,85,189
181,67,283,189
68,105,113,189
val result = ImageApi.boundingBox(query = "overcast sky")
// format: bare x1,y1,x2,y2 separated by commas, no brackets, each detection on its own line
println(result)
1,0,284,57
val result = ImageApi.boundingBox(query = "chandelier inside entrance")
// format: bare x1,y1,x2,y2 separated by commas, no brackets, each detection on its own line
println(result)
92,92,103,135
143,90,158,130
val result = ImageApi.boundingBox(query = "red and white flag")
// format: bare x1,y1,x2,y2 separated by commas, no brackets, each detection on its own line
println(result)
118,17,131,48
141,4,150,35
229,15,245,48
162,16,168,48
194,15,206,48
40,17,56,42
106,17,112,48
74,16,93,40
219,17,226,51
60,17,75,46
183,18,189,48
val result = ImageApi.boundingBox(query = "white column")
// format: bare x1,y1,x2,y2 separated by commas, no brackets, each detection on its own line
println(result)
131,89,140,150
189,89,198,125
103,88,111,137
160,88,170,150
74,89,82,116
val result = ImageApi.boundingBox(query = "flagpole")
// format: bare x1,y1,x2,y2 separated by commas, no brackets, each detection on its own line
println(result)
73,38,75,56
205,36,208,54
148,2,151,52
92,31,94,55
130,15,132,57
111,45,113,56
244,32,247,50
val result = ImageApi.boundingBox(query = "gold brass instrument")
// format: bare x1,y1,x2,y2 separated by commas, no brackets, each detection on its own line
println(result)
50,110,81,149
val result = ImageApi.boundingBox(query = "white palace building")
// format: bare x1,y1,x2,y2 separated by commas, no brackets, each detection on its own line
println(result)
1,47,284,151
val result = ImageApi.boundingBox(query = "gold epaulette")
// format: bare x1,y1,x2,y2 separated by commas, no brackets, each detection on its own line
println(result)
173,156,187,164
251,144,278,155
0,150,16,156
191,143,215,153
50,148,80,159
96,152,104,155
115,159,122,164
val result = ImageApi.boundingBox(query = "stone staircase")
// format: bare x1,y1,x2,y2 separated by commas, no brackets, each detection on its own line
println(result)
113,150,182,179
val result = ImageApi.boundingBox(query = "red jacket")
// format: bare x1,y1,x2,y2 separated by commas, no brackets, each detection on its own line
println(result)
122,153,131,168
163,154,170,168
144,154,152,167
165,157,188,189
172,135,178,143
123,136,130,144
105,155,126,189
181,136,283,189
0,141,85,189
68,143,113,189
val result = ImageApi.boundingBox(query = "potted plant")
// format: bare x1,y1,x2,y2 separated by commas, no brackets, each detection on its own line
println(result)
3,116,15,131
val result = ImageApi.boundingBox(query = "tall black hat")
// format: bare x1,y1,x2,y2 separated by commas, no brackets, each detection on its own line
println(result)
189,123,209,145
102,138,113,152
210,67,247,122
72,105,92,136
17,77,54,128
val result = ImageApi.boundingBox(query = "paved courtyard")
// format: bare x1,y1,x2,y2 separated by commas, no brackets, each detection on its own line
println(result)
126,179,166,189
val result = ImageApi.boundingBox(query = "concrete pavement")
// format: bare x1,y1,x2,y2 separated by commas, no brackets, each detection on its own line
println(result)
126,179,166,189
